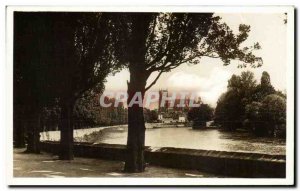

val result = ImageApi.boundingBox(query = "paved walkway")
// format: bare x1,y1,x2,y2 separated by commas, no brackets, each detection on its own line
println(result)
13,148,221,178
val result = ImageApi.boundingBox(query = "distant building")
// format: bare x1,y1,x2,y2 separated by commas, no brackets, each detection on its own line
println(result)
158,89,169,112
158,111,187,124
161,117,174,124
157,89,202,125
158,114,163,121
178,116,186,123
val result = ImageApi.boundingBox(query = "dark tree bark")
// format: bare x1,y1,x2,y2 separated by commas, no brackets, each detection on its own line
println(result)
14,111,26,148
119,13,262,173
124,71,147,172
25,107,41,153
123,14,152,172
59,99,75,160
14,123,26,148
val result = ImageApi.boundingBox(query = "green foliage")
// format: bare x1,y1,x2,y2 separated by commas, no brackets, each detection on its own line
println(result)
245,94,286,137
245,101,263,122
41,104,61,131
14,12,125,143
244,101,264,135
73,93,128,128
252,71,276,101
188,104,214,128
215,71,257,131
46,13,124,102
216,70,286,138
112,13,262,92
244,72,285,137
14,13,58,108
144,109,159,123
214,90,243,131
15,12,125,104
260,94,286,137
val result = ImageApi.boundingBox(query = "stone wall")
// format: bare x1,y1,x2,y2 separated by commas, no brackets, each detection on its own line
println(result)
40,141,285,178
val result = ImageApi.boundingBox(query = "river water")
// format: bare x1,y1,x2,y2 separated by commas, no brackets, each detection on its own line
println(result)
40,125,286,155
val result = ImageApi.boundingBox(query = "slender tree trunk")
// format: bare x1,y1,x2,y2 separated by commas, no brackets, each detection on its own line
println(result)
59,99,75,160
14,102,26,148
124,71,147,172
26,107,41,153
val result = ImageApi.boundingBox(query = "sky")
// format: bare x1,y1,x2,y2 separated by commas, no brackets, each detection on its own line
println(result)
103,13,288,107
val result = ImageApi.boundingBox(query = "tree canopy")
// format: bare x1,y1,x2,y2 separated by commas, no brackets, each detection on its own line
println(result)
214,71,257,130
13,12,125,156
215,71,286,137
14,12,265,171
188,104,214,128
110,13,263,172
114,13,262,91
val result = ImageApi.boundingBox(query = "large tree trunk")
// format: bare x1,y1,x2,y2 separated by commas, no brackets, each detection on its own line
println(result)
59,100,75,160
124,14,153,172
25,107,41,153
124,71,147,172
14,110,25,148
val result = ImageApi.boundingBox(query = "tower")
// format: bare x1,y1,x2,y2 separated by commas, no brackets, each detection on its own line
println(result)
158,89,168,112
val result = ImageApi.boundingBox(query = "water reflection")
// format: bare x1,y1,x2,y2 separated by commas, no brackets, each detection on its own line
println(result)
41,125,286,155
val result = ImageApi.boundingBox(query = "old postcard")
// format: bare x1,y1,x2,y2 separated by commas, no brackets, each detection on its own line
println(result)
6,6,295,186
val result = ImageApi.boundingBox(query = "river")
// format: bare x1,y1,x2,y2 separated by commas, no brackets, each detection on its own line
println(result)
40,124,286,155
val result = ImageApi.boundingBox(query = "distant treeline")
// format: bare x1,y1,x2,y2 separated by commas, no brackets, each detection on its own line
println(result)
38,94,161,131
37,95,128,131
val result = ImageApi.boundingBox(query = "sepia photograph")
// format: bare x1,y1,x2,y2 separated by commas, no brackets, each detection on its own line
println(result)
6,6,295,186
